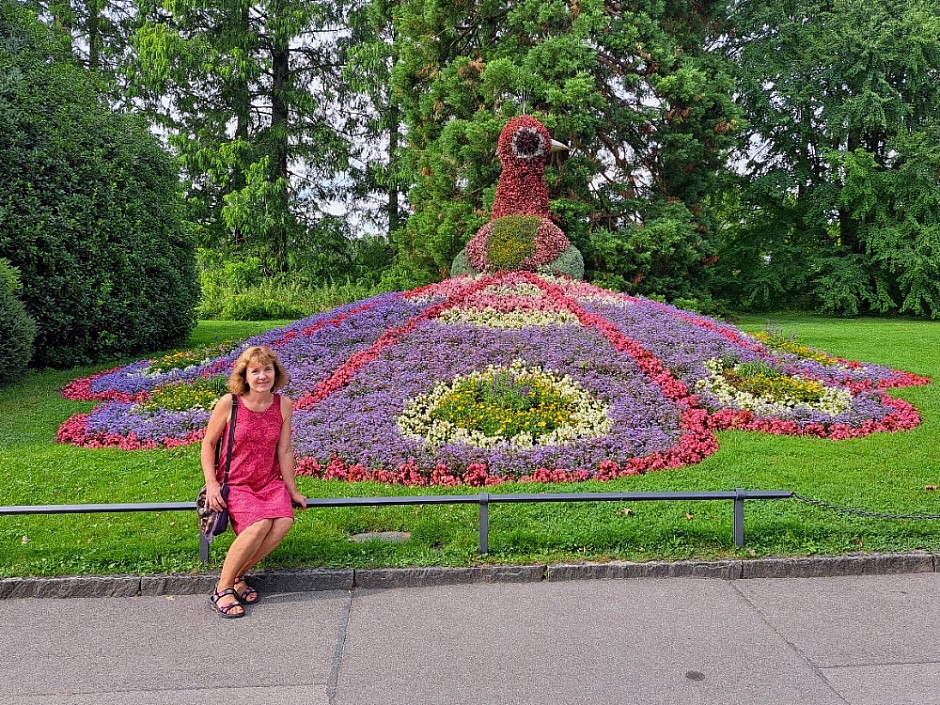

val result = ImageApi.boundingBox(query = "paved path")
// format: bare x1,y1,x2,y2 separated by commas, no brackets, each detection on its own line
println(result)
3,571,940,704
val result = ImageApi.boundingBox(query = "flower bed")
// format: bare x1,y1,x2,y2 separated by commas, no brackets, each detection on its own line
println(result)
58,272,930,485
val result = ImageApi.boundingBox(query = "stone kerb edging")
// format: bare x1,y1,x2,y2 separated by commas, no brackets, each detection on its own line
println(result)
0,552,936,599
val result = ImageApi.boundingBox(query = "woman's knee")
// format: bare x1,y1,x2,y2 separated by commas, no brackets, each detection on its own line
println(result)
271,517,294,538
240,518,274,538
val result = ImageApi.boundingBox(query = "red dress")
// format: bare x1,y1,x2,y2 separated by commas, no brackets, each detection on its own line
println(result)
217,394,294,534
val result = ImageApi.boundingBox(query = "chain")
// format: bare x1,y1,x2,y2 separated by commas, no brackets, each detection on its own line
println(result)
791,493,940,520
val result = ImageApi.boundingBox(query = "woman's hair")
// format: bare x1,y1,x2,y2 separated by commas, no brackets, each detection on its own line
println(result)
228,345,289,396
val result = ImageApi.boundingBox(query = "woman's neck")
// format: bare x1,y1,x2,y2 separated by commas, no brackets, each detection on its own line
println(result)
242,390,274,410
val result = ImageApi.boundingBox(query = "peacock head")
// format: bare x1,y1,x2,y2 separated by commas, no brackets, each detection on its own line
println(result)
496,116,567,170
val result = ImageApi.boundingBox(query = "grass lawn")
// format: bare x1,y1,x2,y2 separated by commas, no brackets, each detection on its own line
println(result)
0,314,938,577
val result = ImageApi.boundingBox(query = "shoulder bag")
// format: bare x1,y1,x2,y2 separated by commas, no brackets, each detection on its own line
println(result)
196,393,238,541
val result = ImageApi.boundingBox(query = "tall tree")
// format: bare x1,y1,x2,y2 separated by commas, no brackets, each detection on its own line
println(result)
716,0,940,316
388,0,740,295
340,0,408,239
130,0,349,273
21,0,138,100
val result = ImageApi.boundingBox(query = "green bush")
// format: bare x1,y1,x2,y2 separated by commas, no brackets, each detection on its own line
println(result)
219,294,309,321
0,259,36,385
0,2,199,368
586,199,713,300
198,272,388,321
450,248,477,277
537,245,585,279
197,248,397,321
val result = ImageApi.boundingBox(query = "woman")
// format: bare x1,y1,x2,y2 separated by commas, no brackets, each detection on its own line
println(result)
201,345,306,618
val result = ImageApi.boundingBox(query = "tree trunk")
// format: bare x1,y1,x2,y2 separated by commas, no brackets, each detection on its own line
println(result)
270,38,290,272
386,101,401,235
839,131,861,253
86,0,100,70
229,4,251,249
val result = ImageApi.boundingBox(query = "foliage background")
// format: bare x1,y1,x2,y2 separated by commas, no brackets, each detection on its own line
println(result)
9,0,938,326
0,259,36,385
712,0,940,318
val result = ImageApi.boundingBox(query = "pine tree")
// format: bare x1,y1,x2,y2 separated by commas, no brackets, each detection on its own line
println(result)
718,0,940,316
130,0,349,273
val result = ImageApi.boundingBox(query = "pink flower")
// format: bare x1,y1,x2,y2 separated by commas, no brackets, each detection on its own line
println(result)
56,413,203,450
491,116,554,219
62,368,148,403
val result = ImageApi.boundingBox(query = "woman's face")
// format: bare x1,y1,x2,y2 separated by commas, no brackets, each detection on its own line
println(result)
245,361,276,394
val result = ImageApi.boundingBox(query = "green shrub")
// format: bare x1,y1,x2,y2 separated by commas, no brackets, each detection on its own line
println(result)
537,245,585,279
450,248,478,277
198,274,389,321
0,2,199,368
0,259,36,385
586,200,713,301
669,294,729,319
220,294,309,321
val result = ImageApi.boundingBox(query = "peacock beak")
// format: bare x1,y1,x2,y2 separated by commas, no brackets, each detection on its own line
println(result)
550,139,569,154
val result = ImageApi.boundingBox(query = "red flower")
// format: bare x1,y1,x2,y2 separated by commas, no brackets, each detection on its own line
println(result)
491,116,554,219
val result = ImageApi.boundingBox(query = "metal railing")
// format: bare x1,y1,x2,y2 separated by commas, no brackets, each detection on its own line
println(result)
0,488,795,561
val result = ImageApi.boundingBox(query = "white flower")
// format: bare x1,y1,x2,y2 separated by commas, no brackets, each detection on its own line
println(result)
696,358,851,416
438,306,579,329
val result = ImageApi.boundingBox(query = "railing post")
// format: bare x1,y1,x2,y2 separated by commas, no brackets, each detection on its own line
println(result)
199,534,211,563
733,488,745,548
478,491,490,554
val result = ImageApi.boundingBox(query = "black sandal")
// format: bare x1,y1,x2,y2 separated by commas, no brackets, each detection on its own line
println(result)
234,576,259,604
209,588,245,618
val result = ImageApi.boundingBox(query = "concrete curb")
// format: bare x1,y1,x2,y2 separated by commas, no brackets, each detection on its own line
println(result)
354,564,545,589
1,552,936,599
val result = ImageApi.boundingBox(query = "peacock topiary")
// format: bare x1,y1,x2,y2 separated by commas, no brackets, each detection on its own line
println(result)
452,115,583,278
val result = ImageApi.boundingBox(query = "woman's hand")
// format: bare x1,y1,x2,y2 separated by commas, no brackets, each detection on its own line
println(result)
207,482,227,511
290,491,307,511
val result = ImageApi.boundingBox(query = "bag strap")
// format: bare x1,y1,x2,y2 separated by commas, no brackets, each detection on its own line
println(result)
220,392,238,487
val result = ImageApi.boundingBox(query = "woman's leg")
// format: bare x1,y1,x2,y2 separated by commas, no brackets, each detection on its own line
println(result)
234,517,294,578
214,519,276,613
